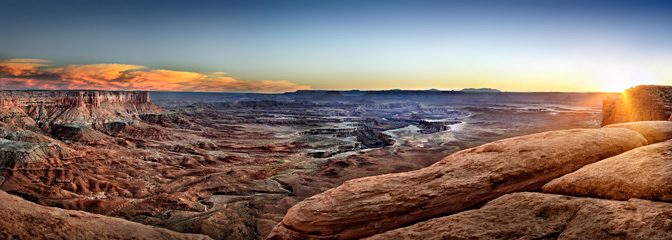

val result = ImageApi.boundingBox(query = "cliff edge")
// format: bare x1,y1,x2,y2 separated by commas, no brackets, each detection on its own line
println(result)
0,90,163,131
602,85,672,126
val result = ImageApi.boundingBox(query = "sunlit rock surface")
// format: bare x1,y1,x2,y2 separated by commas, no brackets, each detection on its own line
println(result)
602,85,672,126
268,128,646,239
544,139,672,201
603,121,672,144
366,192,672,240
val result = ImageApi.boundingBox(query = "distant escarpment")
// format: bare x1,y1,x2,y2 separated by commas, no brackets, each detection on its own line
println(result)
602,85,672,126
0,90,161,128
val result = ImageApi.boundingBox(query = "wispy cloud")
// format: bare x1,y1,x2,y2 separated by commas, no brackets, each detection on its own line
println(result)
0,59,310,92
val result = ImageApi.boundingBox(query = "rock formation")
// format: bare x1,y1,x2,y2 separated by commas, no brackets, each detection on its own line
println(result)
0,90,162,129
0,88,656,239
268,128,647,239
365,192,672,240
0,190,210,240
543,138,672,201
602,121,672,144
601,85,672,126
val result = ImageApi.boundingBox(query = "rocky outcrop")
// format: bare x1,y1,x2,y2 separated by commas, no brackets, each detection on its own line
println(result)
50,123,117,146
0,139,78,170
0,190,210,240
0,90,150,108
268,128,647,240
417,120,461,134
543,139,672,201
365,192,672,240
601,85,672,126
0,90,162,127
603,121,672,144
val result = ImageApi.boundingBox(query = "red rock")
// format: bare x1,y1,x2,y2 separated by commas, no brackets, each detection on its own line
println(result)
365,192,672,240
0,190,211,240
603,121,672,144
268,128,647,240
543,139,672,201
601,85,672,126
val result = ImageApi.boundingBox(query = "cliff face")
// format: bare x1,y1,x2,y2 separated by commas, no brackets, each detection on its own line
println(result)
0,90,150,108
601,85,672,126
0,90,162,129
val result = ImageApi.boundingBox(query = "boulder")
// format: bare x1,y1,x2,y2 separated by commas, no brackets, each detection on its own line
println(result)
268,128,648,239
603,121,672,144
543,139,672,201
366,192,672,240
0,190,211,240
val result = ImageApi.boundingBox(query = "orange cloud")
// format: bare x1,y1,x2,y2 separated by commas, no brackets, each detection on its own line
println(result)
0,59,51,76
0,59,310,92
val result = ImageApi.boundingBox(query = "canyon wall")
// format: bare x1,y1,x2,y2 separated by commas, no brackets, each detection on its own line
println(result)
0,90,161,129
0,90,150,108
601,85,672,126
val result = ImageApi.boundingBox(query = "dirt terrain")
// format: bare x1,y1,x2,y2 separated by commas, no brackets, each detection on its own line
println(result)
0,90,619,239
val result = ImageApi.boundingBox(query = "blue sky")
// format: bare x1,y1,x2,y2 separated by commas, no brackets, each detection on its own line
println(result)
1,0,671,92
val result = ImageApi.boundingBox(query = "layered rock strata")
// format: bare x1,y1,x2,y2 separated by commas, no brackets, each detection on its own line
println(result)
268,128,648,239
543,138,672,201
603,121,672,144
365,192,672,240
0,138,78,170
0,90,162,129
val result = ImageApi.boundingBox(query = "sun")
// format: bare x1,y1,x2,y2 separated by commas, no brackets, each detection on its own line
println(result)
596,81,634,93
593,68,661,92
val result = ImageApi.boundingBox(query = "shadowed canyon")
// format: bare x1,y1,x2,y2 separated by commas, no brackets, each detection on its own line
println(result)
2,86,672,239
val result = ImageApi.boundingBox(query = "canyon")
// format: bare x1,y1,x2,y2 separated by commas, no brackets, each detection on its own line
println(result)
2,87,669,239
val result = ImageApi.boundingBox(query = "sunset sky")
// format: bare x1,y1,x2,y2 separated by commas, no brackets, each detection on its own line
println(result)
1,0,671,92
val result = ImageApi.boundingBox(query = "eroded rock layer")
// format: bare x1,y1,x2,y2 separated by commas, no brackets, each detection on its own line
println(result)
603,121,672,144
0,90,162,129
268,128,647,240
365,192,672,240
0,190,211,240
543,138,672,201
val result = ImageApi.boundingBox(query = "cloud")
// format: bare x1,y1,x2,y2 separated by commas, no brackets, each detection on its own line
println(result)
0,59,51,76
6,59,52,63
0,59,310,92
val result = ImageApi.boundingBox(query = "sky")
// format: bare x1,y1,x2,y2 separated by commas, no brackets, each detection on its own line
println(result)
0,0,671,93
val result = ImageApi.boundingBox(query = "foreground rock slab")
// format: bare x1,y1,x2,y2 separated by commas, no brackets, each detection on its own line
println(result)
544,139,672,201
365,192,672,240
603,121,672,144
268,128,647,239
0,191,211,240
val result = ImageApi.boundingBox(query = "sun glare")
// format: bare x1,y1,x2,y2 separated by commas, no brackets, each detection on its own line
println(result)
594,67,661,93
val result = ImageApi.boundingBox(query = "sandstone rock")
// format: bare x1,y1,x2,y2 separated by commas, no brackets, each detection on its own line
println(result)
543,139,672,201
0,139,77,170
0,90,163,127
268,128,648,240
365,192,672,240
601,85,672,126
100,120,175,140
50,123,117,146
3,130,59,143
603,121,672,144
0,190,211,240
